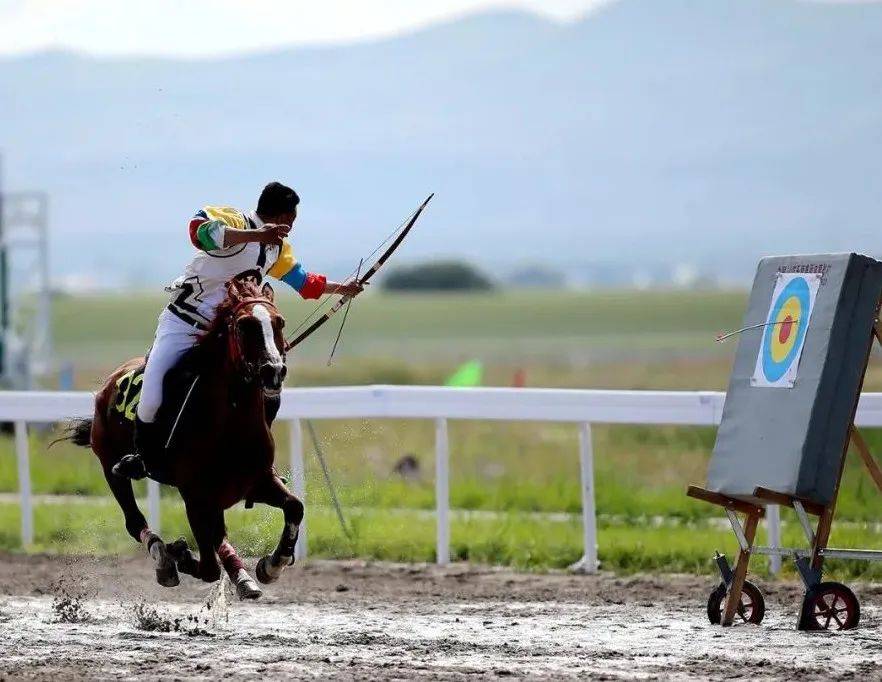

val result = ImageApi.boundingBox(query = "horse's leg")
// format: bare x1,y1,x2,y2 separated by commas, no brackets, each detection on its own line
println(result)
102,466,179,587
218,537,262,600
178,502,261,599
249,474,305,585
183,501,223,584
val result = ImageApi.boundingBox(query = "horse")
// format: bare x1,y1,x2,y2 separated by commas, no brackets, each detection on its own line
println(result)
60,278,303,600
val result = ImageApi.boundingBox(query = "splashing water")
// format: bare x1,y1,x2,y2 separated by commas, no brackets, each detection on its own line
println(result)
48,577,95,624
131,574,230,636
202,572,231,628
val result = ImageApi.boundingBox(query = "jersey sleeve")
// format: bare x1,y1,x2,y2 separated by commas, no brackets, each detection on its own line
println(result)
267,241,327,299
188,206,247,251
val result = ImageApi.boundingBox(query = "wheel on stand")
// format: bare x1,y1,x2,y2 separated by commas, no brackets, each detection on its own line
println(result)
707,580,766,625
798,582,860,631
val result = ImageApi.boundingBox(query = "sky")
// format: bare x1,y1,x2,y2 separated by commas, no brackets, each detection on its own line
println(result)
0,0,871,58
0,0,618,57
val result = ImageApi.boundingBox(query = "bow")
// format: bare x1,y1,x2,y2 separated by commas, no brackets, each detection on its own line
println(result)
284,193,434,352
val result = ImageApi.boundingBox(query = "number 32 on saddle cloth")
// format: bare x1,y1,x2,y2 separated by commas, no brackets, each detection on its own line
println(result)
113,365,145,422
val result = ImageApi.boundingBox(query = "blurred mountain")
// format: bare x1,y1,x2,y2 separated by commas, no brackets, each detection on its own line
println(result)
2,0,882,287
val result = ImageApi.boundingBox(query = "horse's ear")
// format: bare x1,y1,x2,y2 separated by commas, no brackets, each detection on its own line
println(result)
261,282,275,303
226,278,243,298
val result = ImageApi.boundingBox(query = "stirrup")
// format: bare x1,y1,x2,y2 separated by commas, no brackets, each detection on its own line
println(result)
112,454,148,480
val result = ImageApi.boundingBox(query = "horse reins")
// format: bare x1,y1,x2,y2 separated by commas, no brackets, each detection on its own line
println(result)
227,296,285,379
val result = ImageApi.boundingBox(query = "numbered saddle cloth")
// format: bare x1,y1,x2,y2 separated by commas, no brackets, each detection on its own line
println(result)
110,350,202,452
112,347,280,455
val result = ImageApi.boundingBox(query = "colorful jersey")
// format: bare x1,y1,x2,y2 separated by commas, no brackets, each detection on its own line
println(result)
166,205,326,329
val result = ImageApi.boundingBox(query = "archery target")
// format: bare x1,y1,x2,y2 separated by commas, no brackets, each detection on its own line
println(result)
752,272,821,388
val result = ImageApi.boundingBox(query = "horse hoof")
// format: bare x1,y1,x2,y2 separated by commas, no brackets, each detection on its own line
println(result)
152,542,180,588
166,537,190,559
167,538,199,577
236,575,263,600
255,556,278,584
156,565,180,587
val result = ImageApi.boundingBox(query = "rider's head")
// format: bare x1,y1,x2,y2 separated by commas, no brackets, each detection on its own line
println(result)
256,181,299,227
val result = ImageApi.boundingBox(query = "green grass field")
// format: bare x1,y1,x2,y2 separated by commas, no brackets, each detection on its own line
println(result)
4,498,882,578
4,289,882,576
53,289,750,386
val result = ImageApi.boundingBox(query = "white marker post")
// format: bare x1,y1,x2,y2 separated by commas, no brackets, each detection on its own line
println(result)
569,422,598,573
435,418,450,565
766,504,781,575
15,420,33,547
289,419,307,561
147,480,161,532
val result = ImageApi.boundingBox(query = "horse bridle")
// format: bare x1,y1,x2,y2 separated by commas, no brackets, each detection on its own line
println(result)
227,296,286,383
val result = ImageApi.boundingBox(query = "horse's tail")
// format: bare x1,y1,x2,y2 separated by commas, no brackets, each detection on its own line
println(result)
49,419,93,449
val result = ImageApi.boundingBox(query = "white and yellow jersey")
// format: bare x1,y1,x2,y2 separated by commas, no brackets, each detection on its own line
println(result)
165,205,326,329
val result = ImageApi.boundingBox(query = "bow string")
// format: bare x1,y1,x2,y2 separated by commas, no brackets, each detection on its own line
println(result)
284,193,434,352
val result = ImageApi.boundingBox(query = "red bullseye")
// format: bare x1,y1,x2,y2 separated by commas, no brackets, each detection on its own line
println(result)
778,315,794,344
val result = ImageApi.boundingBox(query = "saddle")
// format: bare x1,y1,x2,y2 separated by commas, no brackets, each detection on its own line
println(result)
111,346,281,454
111,348,203,450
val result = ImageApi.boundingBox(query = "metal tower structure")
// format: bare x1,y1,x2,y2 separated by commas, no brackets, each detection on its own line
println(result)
0,158,51,389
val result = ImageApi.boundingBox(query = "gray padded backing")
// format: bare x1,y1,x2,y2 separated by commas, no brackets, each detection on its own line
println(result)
707,253,882,506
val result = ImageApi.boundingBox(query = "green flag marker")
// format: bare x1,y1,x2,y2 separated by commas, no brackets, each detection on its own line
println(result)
445,359,484,387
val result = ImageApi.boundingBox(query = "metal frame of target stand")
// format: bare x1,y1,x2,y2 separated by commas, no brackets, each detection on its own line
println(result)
688,317,882,631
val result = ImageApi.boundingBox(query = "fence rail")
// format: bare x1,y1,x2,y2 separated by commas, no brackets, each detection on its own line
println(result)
7,386,882,572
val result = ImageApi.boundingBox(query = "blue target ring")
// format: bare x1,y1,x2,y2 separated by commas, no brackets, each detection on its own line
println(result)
761,276,811,383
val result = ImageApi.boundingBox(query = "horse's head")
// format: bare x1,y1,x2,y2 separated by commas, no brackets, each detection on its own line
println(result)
222,278,287,396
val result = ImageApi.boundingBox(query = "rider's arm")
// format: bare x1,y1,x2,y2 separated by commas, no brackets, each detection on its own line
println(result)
267,241,366,299
223,226,288,248
189,207,286,252
325,280,363,296
189,211,227,251
266,241,327,299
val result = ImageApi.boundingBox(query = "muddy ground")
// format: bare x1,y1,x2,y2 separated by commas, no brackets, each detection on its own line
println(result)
1,553,882,680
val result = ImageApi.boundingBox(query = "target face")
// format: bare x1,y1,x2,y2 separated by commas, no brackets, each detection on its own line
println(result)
752,272,821,388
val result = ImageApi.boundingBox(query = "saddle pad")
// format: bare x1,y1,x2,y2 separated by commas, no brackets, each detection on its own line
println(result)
707,253,882,506
112,365,145,422
111,350,200,430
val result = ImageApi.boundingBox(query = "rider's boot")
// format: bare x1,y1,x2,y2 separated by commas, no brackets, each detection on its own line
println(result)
111,417,159,480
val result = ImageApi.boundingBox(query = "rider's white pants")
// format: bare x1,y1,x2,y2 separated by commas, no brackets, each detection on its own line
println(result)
136,309,201,423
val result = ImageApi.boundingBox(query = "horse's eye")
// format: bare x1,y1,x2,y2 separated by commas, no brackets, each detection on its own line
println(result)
277,318,286,330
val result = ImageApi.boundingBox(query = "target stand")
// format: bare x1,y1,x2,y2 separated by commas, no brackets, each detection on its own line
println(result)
689,253,882,630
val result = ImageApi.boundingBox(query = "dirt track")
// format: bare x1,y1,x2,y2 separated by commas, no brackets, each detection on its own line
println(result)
2,553,882,680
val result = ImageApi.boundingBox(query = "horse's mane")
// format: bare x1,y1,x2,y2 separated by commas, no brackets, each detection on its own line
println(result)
197,279,267,346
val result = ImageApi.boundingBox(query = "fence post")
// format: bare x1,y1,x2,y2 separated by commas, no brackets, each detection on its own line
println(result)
435,417,450,565
289,418,307,561
767,503,781,575
569,421,598,573
147,480,161,532
15,420,33,547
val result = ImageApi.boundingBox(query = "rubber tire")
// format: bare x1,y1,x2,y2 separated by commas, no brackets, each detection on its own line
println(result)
707,580,765,625
798,582,860,631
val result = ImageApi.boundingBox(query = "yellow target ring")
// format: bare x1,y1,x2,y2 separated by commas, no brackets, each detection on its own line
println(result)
769,295,802,364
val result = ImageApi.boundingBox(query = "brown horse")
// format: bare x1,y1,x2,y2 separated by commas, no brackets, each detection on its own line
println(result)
62,278,303,599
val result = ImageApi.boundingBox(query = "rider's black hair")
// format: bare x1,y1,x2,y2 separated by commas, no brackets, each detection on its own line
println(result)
257,182,300,217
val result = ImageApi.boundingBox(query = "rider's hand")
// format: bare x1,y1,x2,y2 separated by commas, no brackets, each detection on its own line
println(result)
334,281,365,298
260,223,291,246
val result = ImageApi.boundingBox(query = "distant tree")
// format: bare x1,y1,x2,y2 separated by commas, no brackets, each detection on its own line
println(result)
381,260,495,292
506,265,565,289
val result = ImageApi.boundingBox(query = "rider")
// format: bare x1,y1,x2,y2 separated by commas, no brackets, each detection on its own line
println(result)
112,182,362,480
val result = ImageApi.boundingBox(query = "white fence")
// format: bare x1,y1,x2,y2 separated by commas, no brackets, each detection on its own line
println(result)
7,386,882,572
